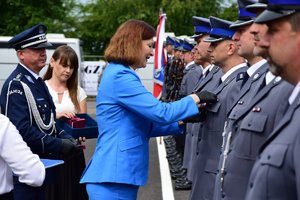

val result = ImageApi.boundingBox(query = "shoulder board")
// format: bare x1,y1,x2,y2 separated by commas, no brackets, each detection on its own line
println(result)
12,73,23,81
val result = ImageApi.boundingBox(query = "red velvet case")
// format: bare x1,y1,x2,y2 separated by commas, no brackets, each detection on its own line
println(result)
67,117,86,128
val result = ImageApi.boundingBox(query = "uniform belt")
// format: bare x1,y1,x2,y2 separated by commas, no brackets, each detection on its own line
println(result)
0,191,13,200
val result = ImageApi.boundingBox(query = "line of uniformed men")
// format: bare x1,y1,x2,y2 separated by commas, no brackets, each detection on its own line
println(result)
164,0,300,200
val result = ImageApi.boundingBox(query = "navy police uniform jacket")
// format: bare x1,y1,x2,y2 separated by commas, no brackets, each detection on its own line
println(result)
0,64,71,156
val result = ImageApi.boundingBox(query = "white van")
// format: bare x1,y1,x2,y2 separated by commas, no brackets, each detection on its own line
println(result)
0,34,82,91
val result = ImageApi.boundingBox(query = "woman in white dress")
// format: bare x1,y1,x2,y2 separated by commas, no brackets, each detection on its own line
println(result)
43,45,88,200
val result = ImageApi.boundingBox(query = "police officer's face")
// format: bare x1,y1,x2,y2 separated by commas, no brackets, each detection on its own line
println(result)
50,58,74,82
194,35,211,65
136,38,154,69
208,40,228,66
182,51,194,64
249,23,269,58
265,17,300,84
18,48,47,74
232,25,256,59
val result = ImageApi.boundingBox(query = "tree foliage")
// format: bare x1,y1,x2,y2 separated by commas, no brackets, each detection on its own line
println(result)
0,0,238,58
0,0,77,36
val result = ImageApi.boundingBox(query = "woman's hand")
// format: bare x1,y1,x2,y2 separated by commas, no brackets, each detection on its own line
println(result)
56,112,76,119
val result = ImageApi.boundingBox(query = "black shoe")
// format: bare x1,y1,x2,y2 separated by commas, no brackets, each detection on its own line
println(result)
175,177,188,184
175,180,192,190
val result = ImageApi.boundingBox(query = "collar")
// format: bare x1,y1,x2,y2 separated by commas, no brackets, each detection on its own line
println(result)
265,71,276,85
247,59,267,77
289,81,300,105
19,63,40,79
221,63,247,82
185,61,195,70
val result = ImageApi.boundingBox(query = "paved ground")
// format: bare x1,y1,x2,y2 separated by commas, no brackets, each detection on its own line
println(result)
84,98,190,200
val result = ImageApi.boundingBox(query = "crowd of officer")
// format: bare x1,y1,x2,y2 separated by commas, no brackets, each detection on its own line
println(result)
163,0,300,200
2,0,300,199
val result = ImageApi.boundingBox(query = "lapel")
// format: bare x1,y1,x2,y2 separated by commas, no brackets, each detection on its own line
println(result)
214,66,247,95
227,63,269,116
234,76,282,122
259,92,300,152
194,65,220,92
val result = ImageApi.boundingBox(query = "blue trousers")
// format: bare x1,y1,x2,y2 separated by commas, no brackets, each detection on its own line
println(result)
86,182,139,200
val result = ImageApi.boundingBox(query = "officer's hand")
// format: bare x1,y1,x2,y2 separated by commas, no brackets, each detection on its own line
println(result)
195,90,217,104
61,138,80,155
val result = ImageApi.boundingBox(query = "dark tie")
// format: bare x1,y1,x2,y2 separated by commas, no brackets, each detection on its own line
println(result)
203,70,209,79
219,78,222,86
241,72,249,88
255,78,266,95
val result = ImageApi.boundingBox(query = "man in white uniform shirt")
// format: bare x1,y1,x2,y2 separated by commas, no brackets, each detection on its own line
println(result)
0,114,45,200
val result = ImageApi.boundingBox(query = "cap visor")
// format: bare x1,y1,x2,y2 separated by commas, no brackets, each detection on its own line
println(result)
204,36,224,43
245,3,267,13
191,33,203,38
230,20,253,29
255,9,295,23
30,42,53,49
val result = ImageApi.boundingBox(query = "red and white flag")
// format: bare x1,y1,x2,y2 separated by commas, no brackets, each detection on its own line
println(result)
153,13,167,99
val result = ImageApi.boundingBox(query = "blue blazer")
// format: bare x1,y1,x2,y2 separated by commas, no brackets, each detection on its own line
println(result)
80,63,199,186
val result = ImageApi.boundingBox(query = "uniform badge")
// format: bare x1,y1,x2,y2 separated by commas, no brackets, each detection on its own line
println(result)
253,73,260,80
252,107,261,112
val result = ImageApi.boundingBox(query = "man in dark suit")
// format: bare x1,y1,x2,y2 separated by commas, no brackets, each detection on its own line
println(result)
0,24,80,200
189,16,247,200
244,1,300,199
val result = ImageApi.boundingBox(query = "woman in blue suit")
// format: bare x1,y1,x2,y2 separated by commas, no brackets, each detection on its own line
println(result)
80,19,217,200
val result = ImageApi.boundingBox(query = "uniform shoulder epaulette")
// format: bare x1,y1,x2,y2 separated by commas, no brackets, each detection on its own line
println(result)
236,72,245,81
12,73,23,81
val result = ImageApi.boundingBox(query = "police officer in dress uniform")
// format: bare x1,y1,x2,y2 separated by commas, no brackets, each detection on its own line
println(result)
182,17,217,185
0,24,81,200
161,36,176,102
189,16,248,200
244,1,300,199
174,38,202,190
183,17,225,187
211,1,294,200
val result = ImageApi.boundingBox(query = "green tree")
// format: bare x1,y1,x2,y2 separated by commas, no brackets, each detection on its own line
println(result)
0,0,77,36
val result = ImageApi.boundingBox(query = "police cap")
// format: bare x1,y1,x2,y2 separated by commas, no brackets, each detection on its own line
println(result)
230,0,258,29
205,16,235,43
9,24,52,50
255,0,300,23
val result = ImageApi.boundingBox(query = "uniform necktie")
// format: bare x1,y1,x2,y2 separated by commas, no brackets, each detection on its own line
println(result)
241,72,249,88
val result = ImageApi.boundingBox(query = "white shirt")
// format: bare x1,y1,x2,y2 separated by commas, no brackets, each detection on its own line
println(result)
289,81,300,105
0,114,45,194
45,81,87,113
247,59,267,77
221,63,247,82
